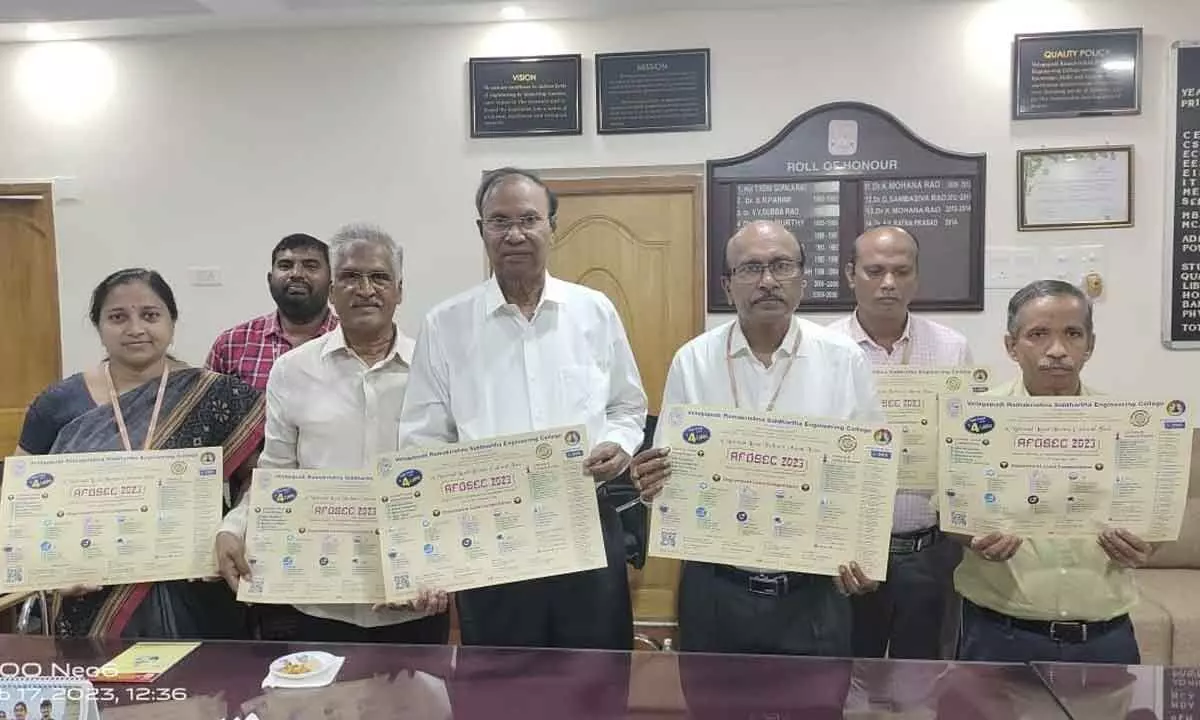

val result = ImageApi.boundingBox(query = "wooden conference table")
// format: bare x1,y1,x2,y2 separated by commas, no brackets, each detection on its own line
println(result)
0,633,1192,719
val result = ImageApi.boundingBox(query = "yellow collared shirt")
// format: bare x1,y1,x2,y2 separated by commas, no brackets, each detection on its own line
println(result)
953,376,1139,622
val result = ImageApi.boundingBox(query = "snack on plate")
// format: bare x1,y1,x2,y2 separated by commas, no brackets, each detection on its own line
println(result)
279,656,315,675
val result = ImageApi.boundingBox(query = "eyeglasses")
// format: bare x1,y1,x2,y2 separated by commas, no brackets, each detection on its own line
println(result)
729,259,802,282
336,270,395,290
481,215,549,235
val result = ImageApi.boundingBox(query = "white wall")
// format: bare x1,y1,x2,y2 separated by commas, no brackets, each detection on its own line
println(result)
1,0,1197,397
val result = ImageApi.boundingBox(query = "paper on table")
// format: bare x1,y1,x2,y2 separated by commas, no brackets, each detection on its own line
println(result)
99,641,200,682
375,425,606,603
938,396,1193,540
872,366,991,492
648,405,899,581
0,448,224,592
236,469,385,605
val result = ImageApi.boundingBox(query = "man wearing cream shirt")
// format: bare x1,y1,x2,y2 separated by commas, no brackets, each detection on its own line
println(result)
214,224,449,643
953,279,1150,663
631,220,883,656
827,226,971,660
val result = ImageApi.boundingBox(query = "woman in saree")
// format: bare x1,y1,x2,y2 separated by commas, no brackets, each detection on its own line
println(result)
14,268,265,639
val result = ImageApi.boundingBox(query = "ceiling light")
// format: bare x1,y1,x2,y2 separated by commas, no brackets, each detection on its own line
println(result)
500,6,527,21
26,24,60,42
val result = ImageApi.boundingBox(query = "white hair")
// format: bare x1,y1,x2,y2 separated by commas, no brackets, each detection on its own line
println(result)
328,223,404,280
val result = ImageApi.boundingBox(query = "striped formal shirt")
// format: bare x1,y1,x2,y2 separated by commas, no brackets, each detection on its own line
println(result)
826,312,972,533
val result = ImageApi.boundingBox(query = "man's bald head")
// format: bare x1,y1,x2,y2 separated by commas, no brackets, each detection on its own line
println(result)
851,226,918,265
725,221,806,271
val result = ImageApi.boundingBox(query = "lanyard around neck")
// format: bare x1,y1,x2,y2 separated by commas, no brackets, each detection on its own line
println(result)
725,322,803,412
105,361,170,452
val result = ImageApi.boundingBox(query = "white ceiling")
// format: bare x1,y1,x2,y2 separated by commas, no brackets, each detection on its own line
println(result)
0,0,943,43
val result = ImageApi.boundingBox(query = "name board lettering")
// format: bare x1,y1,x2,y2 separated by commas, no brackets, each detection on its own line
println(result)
1166,44,1200,348
706,102,985,313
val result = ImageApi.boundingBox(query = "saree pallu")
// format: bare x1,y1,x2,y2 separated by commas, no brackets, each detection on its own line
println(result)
48,368,265,639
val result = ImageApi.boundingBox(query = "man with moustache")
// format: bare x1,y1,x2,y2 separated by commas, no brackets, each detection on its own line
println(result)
827,226,971,661
953,279,1150,663
215,224,448,643
631,220,884,658
206,233,338,391
399,167,647,651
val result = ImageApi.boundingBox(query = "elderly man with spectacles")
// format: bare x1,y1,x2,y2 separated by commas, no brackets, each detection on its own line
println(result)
398,167,648,650
630,220,885,657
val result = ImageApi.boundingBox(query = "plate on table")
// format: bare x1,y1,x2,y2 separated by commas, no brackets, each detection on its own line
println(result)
269,651,336,680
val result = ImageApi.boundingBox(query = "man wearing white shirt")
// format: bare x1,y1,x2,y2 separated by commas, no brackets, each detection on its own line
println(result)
213,224,449,643
398,168,648,650
631,220,884,656
827,226,971,660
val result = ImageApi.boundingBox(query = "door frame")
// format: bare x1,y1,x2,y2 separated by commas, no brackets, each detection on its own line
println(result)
544,174,708,339
0,181,62,379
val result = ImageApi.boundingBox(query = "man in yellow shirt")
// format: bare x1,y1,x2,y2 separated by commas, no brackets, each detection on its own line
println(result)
953,279,1151,664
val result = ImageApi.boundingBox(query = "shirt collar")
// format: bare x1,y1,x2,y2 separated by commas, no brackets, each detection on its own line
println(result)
1002,374,1096,397
848,310,912,350
728,317,804,359
484,272,567,316
321,325,413,366
265,308,338,341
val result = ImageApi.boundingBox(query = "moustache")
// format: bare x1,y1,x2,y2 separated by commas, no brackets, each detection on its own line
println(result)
1038,363,1075,372
753,293,785,304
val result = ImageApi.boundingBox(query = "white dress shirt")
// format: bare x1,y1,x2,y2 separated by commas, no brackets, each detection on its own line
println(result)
826,312,973,533
219,326,425,627
398,273,648,458
657,317,886,572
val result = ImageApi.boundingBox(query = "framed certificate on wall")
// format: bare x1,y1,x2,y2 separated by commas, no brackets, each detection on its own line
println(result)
1018,146,1133,230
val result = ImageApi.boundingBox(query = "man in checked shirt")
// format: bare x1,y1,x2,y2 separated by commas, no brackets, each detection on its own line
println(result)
206,233,339,391
827,225,973,660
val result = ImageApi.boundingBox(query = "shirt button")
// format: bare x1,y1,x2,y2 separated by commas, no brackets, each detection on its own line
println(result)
1060,568,1067,575
1060,610,1069,617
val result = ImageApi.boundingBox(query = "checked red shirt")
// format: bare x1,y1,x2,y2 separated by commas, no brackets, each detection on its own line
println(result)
205,310,339,391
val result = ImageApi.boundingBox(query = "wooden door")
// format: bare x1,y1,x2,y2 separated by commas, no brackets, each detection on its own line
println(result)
0,184,62,455
546,175,703,647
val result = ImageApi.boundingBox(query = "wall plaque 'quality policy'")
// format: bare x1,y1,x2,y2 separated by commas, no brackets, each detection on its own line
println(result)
1013,28,1142,119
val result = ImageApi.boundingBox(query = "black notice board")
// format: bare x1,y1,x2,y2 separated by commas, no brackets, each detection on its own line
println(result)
706,102,986,314
469,54,582,137
596,49,710,134
1164,668,1200,717
1013,28,1142,119
1165,43,1200,349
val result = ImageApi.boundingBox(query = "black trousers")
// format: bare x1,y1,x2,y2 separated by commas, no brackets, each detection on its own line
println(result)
677,561,852,657
257,603,450,644
850,530,961,659
957,599,1141,664
455,497,632,650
